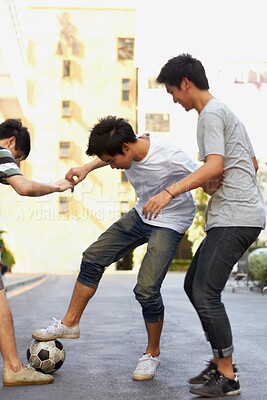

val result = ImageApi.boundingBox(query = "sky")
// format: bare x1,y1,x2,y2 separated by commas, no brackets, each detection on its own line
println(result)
135,0,267,166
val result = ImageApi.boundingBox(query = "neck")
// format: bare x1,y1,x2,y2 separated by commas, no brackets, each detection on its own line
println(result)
193,90,214,114
131,136,150,161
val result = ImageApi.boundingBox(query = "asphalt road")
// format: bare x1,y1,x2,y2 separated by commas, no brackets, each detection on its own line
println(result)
1,272,267,400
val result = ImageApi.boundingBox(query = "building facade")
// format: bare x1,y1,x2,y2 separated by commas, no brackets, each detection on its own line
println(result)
0,0,136,273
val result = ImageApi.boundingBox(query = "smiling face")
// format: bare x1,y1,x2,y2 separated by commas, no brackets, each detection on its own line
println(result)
165,80,194,112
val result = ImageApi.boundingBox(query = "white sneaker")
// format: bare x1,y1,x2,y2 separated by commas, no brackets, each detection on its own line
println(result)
3,364,54,386
32,317,80,341
132,353,160,381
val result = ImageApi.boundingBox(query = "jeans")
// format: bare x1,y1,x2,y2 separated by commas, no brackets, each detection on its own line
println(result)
184,226,262,358
78,209,183,323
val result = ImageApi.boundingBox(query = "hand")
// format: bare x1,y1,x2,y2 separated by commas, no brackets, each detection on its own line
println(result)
56,178,75,193
202,174,224,195
65,166,89,185
142,190,173,220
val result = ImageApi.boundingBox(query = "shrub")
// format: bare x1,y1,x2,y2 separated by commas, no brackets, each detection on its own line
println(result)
248,248,267,286
169,259,191,271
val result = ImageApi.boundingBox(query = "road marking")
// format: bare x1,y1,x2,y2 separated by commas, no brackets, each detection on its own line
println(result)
6,276,49,299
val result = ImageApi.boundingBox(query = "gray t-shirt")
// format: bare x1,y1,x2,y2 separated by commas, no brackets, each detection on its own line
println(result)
197,98,266,230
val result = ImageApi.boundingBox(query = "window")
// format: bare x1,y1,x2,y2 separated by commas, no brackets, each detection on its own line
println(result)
63,60,71,77
62,100,72,117
122,79,130,101
145,113,170,132
121,171,128,183
59,141,71,158
59,196,69,214
117,38,134,60
148,77,160,89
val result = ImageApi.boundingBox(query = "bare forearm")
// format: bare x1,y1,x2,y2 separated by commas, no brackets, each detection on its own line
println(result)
17,181,60,196
166,155,224,197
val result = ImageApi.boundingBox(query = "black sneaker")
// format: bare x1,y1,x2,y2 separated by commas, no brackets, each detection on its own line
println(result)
189,370,241,398
188,360,238,384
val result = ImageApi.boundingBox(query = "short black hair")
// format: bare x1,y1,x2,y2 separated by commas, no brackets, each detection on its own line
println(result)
86,116,137,158
0,119,31,160
157,53,209,90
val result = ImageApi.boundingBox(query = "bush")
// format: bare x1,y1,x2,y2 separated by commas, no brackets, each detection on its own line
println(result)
169,259,191,271
248,248,267,286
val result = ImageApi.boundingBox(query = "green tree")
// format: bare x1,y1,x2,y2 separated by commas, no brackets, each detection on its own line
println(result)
187,189,208,255
0,230,16,271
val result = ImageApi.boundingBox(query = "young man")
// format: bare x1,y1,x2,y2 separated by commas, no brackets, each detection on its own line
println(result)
142,53,266,397
32,115,198,381
0,118,73,386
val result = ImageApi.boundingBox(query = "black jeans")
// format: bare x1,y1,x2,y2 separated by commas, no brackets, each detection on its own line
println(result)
184,226,261,358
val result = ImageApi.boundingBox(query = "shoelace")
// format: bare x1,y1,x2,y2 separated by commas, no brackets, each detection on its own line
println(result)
46,317,61,333
136,356,156,372
25,364,37,372
205,371,224,387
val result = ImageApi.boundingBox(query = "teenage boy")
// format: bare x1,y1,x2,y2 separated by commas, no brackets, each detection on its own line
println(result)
0,118,73,386
32,115,198,381
142,53,266,397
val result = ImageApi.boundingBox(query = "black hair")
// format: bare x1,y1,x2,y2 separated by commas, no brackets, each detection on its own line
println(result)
157,53,209,90
0,119,31,160
86,116,137,157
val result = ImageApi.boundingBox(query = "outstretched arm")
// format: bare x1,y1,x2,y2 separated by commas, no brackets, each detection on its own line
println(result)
6,175,74,196
65,158,108,185
142,154,224,219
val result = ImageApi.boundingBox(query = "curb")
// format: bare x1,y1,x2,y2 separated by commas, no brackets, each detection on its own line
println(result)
5,275,47,292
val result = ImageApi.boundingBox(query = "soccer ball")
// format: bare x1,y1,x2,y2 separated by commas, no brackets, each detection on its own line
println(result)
26,339,66,374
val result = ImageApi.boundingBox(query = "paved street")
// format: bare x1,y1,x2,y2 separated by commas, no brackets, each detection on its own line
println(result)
1,271,267,400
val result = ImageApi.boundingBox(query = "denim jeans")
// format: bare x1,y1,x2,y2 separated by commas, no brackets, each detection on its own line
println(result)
78,208,183,323
184,226,262,358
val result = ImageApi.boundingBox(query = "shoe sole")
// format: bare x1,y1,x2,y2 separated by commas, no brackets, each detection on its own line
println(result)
189,388,241,397
132,373,155,381
32,333,80,341
3,380,54,386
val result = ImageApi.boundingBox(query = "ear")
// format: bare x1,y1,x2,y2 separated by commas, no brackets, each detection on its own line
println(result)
122,143,130,152
6,136,16,149
182,77,191,91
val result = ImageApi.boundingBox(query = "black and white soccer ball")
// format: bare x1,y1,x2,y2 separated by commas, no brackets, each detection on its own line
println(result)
26,339,66,374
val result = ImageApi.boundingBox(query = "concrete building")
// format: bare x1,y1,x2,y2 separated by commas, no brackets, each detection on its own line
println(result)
0,0,136,273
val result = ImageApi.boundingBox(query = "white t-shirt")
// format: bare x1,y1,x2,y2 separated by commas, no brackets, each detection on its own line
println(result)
198,98,266,230
125,133,198,233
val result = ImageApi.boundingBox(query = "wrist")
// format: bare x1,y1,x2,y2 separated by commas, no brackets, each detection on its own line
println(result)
164,188,175,199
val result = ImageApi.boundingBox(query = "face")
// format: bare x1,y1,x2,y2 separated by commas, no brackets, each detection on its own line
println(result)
165,81,193,112
100,147,133,170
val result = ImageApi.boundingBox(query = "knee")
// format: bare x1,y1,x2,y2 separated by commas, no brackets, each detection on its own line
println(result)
133,283,158,304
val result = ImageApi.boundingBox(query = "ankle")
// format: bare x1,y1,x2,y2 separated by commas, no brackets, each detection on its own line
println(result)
145,350,160,358
61,318,78,328
4,361,23,373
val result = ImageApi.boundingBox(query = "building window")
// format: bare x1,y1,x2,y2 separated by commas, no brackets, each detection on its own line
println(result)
122,79,130,101
59,196,69,214
62,100,72,117
148,77,160,89
59,141,71,158
63,60,71,77
121,171,128,183
145,113,170,132
118,38,134,60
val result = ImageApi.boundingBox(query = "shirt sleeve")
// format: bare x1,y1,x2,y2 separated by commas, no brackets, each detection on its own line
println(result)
0,147,22,185
197,113,225,162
